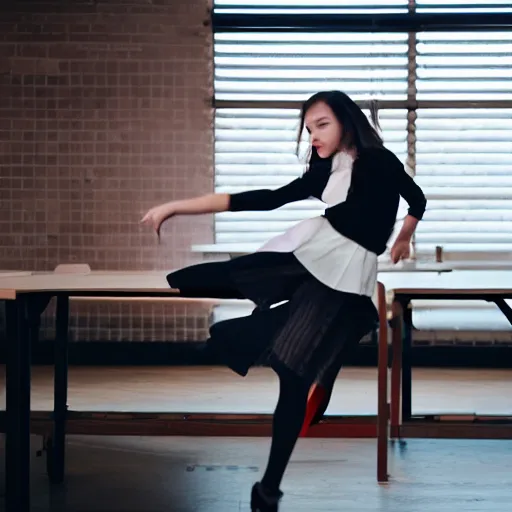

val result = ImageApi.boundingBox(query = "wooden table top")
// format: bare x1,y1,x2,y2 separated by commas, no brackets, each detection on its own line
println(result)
0,271,177,300
379,270,512,296
1,268,511,300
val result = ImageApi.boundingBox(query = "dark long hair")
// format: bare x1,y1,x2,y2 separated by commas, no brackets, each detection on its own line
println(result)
297,90,384,165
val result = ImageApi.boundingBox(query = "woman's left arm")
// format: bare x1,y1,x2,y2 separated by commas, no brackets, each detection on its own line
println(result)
391,161,427,261
368,150,426,261
396,167,427,222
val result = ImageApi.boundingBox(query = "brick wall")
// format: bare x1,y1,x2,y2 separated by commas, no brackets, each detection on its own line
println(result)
0,0,215,342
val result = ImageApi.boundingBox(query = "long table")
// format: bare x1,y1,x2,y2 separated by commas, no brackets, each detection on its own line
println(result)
378,270,512,440
0,264,458,511
1,271,185,512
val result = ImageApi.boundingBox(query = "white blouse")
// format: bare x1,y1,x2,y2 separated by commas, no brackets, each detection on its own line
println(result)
256,151,377,297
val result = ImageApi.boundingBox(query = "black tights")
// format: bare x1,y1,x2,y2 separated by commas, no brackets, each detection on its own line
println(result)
260,362,312,494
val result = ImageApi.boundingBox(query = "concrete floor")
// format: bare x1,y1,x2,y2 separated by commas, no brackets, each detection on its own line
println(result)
2,366,511,416
1,435,511,511
1,365,511,511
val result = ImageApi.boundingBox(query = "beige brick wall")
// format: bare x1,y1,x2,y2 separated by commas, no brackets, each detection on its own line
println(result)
0,0,215,342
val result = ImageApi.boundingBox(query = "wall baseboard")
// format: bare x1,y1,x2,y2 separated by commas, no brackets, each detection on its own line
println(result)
0,341,510,368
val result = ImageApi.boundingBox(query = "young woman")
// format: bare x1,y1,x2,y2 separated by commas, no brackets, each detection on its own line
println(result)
141,90,427,511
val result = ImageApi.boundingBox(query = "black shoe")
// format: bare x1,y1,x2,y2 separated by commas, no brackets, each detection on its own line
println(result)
251,482,283,512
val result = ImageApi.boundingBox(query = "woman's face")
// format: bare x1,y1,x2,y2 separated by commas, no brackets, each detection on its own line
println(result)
304,101,343,159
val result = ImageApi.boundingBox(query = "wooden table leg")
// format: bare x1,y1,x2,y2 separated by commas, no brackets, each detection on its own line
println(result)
390,299,403,439
401,304,413,423
377,282,389,483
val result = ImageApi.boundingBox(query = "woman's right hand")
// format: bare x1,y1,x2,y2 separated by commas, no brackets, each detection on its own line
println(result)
140,194,230,240
140,202,175,240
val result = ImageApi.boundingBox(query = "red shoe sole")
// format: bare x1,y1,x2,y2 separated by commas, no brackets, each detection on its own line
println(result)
299,384,327,437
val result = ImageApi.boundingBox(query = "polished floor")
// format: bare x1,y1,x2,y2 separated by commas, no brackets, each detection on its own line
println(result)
0,436,511,511
1,365,511,415
0,365,511,511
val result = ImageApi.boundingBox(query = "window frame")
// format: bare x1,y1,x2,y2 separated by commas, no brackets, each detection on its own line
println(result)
204,2,512,268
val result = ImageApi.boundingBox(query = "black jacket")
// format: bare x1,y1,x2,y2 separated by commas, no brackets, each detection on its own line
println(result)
228,147,427,256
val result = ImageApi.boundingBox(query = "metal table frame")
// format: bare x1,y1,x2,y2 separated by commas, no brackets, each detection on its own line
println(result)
389,291,512,439
2,282,391,512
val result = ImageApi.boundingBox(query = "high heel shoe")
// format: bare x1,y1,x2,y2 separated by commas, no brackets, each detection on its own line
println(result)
250,482,283,512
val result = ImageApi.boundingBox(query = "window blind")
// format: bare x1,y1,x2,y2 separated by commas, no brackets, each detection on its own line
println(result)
214,0,409,15
416,1,512,14
414,31,512,262
213,27,409,245
213,32,409,102
214,107,408,244
212,1,512,266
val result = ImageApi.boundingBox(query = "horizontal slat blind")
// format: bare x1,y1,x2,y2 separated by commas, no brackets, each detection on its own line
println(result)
416,1,512,14
214,0,409,14
214,32,408,102
415,108,512,258
213,21,409,245
416,32,512,101
215,108,408,244
415,31,512,261
212,2,512,266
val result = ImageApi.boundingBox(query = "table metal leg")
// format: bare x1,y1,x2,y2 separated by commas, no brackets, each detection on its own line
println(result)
48,295,69,484
494,298,512,325
5,298,31,512
401,301,413,422
26,294,50,350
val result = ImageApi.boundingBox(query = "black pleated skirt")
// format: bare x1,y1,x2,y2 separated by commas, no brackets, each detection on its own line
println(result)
166,252,378,386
